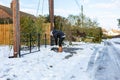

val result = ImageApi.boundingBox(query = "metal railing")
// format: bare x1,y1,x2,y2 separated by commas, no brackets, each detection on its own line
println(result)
20,33,49,56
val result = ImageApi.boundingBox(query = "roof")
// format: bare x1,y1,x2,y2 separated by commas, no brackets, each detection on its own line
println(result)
0,5,12,17
0,4,36,19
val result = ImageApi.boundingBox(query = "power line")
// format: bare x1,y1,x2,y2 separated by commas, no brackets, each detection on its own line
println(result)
74,0,84,27
36,0,40,16
74,0,81,11
36,0,45,16
41,0,45,14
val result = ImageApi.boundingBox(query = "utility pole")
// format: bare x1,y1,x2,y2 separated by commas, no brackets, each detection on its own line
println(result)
49,0,54,45
12,0,20,58
117,19,120,28
81,5,83,28
49,0,54,30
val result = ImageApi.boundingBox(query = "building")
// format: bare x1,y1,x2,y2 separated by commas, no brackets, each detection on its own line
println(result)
0,4,51,45
0,4,35,22
0,4,36,45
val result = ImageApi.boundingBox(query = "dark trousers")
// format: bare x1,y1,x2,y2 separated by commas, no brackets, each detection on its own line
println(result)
55,38,64,47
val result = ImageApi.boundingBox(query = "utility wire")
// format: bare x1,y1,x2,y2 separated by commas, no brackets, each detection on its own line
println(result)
41,0,45,15
36,0,40,16
74,0,84,27
74,0,81,11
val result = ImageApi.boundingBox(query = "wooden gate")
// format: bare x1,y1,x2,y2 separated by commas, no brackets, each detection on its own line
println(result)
0,24,13,45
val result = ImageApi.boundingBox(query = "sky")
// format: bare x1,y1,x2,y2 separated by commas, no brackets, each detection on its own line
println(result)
0,0,120,30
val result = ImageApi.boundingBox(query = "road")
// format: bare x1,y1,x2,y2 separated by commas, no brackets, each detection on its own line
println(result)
87,39,120,80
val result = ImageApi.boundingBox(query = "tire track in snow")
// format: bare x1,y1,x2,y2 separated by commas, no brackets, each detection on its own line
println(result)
107,42,120,73
87,41,120,80
87,45,107,80
87,46,103,72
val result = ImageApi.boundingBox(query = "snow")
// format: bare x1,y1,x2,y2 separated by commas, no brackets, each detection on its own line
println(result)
0,39,120,80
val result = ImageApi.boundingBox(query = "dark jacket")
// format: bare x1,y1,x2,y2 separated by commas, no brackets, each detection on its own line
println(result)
52,30,65,39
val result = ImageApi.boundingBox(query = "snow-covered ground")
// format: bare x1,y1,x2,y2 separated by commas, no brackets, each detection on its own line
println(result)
0,38,120,80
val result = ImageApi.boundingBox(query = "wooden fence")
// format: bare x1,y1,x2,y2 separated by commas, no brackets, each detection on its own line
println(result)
0,23,51,45
0,24,13,45
41,23,51,44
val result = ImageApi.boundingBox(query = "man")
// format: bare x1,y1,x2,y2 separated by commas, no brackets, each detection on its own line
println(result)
51,29,65,52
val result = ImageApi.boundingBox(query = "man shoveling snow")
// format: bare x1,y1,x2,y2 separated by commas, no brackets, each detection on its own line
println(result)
51,29,65,52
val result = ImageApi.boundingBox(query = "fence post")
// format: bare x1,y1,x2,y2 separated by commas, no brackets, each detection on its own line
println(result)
19,45,21,57
45,33,47,48
38,33,40,51
27,34,29,46
30,33,32,53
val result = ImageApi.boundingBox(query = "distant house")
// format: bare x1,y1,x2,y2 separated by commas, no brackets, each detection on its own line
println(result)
0,4,35,24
